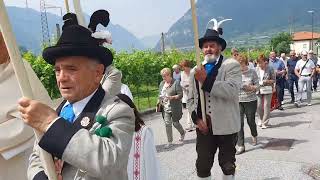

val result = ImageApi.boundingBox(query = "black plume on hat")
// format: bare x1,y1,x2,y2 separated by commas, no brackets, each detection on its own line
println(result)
62,13,79,30
217,27,223,35
88,10,110,32
43,25,113,68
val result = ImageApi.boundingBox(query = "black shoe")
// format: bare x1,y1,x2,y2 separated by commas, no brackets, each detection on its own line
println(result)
278,106,284,111
290,100,295,104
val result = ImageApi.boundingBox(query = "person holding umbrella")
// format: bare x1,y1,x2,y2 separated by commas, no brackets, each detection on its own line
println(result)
0,31,52,180
19,11,135,180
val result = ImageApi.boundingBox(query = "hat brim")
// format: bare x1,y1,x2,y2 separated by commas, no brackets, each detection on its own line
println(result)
199,36,226,51
42,45,113,67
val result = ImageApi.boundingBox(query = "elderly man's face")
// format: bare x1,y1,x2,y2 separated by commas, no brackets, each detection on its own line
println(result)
270,52,276,60
202,41,221,59
302,53,308,60
0,33,9,64
54,56,104,103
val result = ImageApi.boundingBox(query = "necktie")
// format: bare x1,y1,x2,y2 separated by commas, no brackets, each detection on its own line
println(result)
60,103,75,123
205,62,216,75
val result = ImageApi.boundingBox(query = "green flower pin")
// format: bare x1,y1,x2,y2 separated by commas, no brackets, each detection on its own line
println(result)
94,115,112,138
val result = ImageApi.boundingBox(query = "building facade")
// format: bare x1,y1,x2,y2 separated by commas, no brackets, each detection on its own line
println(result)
290,31,320,56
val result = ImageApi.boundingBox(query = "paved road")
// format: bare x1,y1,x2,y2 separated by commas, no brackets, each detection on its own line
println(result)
142,91,320,180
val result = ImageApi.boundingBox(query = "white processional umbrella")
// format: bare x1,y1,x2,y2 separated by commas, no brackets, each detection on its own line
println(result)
0,0,57,179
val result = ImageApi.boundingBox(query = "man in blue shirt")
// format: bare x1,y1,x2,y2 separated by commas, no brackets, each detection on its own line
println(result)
286,51,299,103
269,51,286,110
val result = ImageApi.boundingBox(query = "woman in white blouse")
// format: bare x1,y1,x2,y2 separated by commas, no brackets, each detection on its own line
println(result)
116,94,161,180
256,55,276,129
180,60,195,131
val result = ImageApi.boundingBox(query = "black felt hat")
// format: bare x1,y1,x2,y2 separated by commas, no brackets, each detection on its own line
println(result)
199,28,227,51
42,25,113,67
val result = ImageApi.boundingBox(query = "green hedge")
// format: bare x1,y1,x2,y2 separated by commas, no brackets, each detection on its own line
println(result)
23,48,271,110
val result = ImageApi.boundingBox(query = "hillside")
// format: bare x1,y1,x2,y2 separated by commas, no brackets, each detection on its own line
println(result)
6,6,145,54
155,0,320,50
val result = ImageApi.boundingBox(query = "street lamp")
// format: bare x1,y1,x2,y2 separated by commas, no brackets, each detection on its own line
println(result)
308,10,314,51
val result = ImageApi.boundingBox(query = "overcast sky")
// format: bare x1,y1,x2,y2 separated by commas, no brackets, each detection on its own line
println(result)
4,0,192,38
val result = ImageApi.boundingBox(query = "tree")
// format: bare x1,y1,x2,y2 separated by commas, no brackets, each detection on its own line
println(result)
270,32,293,54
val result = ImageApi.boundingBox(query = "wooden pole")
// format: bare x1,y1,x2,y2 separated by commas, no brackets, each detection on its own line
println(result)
0,1,57,180
64,0,70,13
73,0,86,26
190,0,207,126
161,32,165,54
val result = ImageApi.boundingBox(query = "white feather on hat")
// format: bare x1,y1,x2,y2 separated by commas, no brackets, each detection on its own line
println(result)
91,30,112,47
206,18,232,32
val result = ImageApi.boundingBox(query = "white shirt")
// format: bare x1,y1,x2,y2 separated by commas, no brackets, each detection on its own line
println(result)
172,72,181,81
180,71,191,103
295,59,315,76
248,62,255,70
258,69,265,85
127,126,161,180
120,84,133,101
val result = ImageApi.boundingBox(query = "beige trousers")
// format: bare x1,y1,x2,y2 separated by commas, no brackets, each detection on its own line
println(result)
257,94,272,126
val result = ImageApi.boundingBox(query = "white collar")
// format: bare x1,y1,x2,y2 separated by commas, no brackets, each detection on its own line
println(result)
202,55,221,65
63,88,98,118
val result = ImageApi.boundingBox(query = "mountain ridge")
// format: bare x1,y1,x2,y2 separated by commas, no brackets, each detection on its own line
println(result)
156,0,320,50
6,6,145,54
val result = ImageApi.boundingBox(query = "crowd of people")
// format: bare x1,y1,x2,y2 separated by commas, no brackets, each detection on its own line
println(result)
157,49,320,153
1,7,320,180
155,45,320,180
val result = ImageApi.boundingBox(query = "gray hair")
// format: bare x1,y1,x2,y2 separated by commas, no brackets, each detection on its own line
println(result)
160,68,171,76
231,48,238,55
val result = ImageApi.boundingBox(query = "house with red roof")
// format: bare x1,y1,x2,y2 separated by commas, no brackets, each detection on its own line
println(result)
290,31,320,55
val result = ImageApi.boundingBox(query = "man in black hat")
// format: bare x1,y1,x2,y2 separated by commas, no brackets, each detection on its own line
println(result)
188,19,241,180
18,15,135,180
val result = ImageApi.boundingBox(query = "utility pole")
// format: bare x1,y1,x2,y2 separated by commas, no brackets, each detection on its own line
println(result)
40,0,50,45
25,0,28,8
44,5,63,42
288,16,293,35
308,10,315,51
161,32,165,54
56,24,61,38
288,15,297,35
